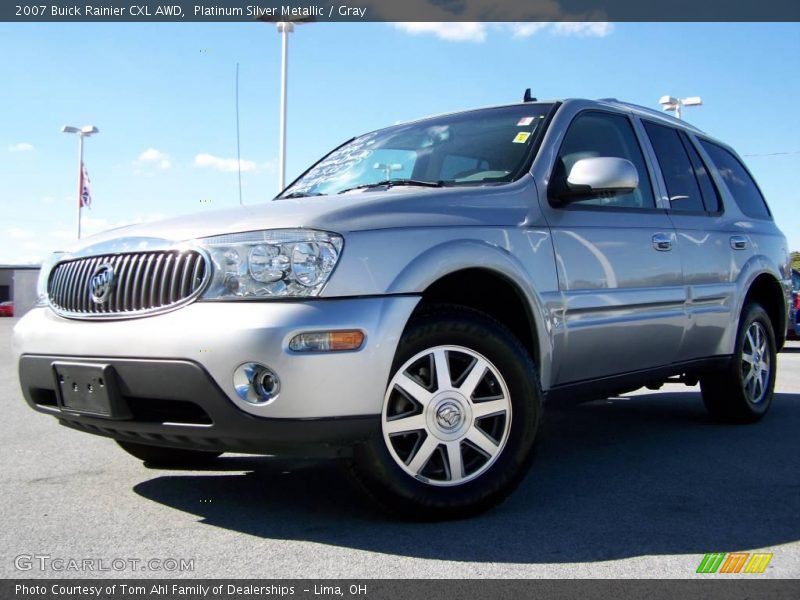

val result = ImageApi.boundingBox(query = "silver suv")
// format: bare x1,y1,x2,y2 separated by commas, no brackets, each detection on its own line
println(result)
14,98,791,519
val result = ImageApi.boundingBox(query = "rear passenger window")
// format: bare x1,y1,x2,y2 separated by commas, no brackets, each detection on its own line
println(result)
643,121,704,212
680,132,721,212
700,140,771,219
554,112,655,209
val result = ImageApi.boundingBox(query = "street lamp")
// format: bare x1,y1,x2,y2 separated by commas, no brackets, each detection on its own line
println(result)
62,125,98,239
257,15,313,193
276,21,293,192
658,96,702,120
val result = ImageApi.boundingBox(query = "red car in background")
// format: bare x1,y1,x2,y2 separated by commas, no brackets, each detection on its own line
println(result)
0,301,13,317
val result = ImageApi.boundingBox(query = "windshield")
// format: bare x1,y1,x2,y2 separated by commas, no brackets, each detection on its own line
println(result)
280,104,553,198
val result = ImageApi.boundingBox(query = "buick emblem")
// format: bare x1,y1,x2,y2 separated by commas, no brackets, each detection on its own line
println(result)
90,263,116,304
435,402,463,431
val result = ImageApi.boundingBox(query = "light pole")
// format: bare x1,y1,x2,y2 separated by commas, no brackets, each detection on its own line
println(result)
257,15,312,193
276,21,294,192
61,125,98,239
658,96,703,120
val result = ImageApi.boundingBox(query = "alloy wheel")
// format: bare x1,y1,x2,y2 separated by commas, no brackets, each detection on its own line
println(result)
381,345,512,486
741,321,770,404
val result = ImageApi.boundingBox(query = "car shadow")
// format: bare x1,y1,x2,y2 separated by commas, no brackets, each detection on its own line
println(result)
133,391,800,564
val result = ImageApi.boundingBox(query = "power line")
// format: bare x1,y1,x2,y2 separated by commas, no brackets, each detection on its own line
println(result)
742,150,800,157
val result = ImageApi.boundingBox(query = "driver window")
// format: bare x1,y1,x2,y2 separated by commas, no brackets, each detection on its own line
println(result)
554,112,655,209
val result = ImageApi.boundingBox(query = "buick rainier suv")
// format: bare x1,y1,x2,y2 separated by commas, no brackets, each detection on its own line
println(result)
14,98,791,519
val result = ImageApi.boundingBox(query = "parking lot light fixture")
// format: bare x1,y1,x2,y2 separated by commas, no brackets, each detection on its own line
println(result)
658,95,703,120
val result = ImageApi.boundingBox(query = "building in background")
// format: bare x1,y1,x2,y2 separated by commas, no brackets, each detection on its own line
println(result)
0,265,40,317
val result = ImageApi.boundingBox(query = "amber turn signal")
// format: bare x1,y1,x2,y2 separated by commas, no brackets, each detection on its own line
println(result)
289,330,365,352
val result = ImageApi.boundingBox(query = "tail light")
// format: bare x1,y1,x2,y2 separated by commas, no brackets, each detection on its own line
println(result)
794,293,800,311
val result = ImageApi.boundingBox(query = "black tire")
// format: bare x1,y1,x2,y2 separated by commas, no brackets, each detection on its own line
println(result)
350,305,542,520
700,302,777,423
116,440,222,466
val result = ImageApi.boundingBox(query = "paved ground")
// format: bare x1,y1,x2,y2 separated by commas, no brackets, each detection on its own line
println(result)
1,317,798,579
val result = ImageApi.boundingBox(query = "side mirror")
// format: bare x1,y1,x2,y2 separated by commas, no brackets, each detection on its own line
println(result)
558,157,639,202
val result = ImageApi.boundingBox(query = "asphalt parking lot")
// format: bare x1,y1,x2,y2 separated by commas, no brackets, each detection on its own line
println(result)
1,316,798,579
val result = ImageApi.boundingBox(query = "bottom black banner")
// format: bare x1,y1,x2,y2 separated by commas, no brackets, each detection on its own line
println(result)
3,579,800,600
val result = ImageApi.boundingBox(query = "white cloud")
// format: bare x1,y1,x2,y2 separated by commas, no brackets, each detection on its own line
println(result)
509,23,551,38
136,147,171,170
394,22,488,43
6,227,36,240
394,22,613,43
550,22,613,37
8,142,34,152
193,153,273,173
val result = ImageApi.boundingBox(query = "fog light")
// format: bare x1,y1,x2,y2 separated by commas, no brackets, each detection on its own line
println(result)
233,362,281,405
289,330,365,352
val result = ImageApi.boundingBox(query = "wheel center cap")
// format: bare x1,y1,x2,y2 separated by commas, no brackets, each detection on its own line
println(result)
435,401,463,431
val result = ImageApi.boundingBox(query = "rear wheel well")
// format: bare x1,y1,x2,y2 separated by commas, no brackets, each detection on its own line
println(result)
415,269,538,366
743,273,786,349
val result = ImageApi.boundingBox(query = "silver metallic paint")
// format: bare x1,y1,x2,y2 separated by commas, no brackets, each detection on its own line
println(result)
14,98,790,420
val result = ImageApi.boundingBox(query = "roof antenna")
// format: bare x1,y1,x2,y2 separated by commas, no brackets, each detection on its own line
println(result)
523,88,537,102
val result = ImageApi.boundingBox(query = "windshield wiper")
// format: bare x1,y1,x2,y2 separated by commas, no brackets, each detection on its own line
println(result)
337,180,444,195
280,191,325,199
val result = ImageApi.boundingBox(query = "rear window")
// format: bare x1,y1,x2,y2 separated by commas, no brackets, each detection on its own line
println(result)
700,140,771,219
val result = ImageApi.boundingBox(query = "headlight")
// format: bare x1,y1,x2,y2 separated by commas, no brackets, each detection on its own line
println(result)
35,252,65,306
199,229,343,299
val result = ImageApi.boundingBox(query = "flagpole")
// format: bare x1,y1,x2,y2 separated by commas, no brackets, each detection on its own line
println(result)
61,125,98,241
77,133,84,240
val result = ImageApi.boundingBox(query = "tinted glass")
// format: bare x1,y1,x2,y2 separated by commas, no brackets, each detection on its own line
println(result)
643,122,704,212
681,132,721,212
700,140,771,218
555,112,655,209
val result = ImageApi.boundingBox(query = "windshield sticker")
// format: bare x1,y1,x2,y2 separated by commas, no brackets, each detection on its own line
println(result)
517,117,535,126
513,131,531,144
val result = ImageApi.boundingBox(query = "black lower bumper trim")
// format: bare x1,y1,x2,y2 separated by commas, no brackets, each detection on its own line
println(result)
18,355,379,457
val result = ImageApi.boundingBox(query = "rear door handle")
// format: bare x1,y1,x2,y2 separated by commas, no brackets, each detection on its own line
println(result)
730,235,749,250
652,233,673,252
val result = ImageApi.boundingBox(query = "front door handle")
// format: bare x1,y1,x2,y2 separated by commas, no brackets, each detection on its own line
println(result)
730,235,749,250
652,233,673,252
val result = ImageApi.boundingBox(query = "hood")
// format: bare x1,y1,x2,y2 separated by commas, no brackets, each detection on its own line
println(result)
66,182,531,253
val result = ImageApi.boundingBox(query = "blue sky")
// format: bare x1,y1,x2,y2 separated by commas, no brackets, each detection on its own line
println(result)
1,21,798,264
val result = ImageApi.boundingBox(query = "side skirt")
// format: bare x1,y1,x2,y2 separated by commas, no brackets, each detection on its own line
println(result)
544,356,732,404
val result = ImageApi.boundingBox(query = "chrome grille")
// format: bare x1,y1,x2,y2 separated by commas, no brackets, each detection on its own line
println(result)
47,250,209,318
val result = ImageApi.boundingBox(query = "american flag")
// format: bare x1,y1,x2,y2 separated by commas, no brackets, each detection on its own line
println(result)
80,162,92,208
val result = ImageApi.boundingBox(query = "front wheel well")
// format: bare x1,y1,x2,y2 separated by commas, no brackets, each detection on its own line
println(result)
743,273,786,350
414,268,538,366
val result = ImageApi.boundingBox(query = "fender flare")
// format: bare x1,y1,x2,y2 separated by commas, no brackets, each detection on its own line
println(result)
386,239,555,390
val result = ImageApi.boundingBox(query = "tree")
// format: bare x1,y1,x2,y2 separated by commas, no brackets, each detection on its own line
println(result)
792,251,800,271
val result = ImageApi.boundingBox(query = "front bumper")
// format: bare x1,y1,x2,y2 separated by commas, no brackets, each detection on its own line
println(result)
14,296,419,451
18,355,378,456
